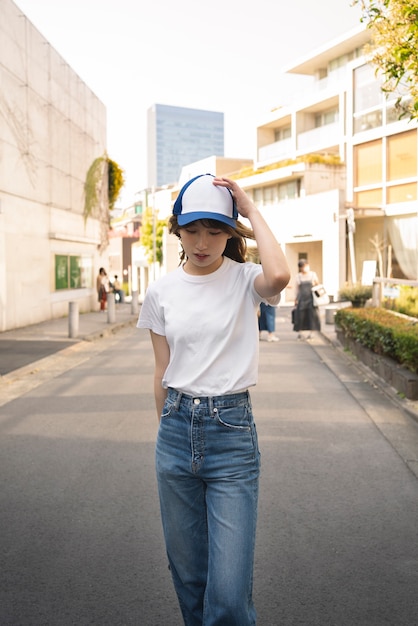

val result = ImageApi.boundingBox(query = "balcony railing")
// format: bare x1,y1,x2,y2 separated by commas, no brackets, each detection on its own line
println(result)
258,138,293,163
297,122,340,152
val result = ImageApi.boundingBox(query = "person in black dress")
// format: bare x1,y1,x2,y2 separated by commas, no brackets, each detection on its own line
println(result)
293,259,320,339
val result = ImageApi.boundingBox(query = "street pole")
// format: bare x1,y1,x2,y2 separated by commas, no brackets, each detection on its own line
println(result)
346,208,357,283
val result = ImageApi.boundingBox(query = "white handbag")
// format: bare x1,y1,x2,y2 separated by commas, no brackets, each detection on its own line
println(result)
312,284,329,307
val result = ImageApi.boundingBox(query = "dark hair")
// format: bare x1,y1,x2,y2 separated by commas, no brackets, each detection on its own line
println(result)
168,216,255,264
298,259,308,269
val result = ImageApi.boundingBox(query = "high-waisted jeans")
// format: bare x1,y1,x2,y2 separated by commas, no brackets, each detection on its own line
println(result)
156,387,260,626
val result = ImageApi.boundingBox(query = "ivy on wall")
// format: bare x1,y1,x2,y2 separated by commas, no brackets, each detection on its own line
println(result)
83,154,125,251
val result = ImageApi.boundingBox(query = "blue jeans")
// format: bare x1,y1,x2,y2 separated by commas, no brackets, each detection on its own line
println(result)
258,303,276,333
156,388,260,626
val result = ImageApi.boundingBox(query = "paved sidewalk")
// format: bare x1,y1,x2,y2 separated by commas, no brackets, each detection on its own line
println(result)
0,302,139,376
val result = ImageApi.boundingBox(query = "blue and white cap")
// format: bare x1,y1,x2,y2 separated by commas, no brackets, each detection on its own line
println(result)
173,173,238,228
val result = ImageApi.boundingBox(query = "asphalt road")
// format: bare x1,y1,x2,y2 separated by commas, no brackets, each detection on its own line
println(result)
1,316,418,625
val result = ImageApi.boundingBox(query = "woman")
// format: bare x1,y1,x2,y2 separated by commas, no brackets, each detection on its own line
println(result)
96,267,109,312
137,173,290,625
293,258,321,339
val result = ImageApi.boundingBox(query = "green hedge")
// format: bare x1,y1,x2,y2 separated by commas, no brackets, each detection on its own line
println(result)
334,307,418,374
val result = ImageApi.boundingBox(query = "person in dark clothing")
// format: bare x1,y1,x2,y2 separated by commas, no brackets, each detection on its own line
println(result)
293,259,321,339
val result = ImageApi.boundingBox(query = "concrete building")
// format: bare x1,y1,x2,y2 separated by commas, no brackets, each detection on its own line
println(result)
0,0,110,331
147,104,224,188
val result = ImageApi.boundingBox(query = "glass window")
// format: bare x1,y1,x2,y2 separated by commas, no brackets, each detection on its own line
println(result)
263,186,275,204
278,180,300,201
354,64,382,113
253,188,263,204
355,188,383,208
274,126,291,141
387,130,417,181
354,140,382,186
387,182,417,204
354,109,383,133
315,108,339,128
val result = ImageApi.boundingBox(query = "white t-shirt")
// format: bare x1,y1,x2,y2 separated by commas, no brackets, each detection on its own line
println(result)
137,256,280,396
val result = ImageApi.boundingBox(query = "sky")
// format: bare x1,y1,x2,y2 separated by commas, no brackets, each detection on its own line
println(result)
14,0,363,205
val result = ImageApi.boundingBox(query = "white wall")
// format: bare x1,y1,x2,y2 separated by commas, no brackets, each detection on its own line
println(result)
0,0,108,330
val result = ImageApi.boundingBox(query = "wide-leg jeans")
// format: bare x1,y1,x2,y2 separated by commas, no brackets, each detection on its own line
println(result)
156,388,260,626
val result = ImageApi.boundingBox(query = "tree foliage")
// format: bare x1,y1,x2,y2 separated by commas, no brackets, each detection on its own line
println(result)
140,207,167,265
353,1,418,119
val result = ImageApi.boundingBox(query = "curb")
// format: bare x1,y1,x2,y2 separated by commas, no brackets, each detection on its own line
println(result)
82,317,137,342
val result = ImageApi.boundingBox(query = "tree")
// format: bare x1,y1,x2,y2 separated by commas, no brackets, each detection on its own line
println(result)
353,0,418,119
140,207,167,265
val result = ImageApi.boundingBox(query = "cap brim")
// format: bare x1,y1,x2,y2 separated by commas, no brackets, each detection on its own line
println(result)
177,211,237,228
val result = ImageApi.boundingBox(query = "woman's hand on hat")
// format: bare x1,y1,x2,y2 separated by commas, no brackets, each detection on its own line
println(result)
213,177,257,219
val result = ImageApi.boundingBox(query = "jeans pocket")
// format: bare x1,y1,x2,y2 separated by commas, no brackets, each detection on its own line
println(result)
160,399,176,420
214,404,252,431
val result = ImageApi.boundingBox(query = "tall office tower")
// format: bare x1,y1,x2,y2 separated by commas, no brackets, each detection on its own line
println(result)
147,104,224,188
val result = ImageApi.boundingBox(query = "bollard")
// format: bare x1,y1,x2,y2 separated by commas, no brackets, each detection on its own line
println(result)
325,305,338,325
131,290,139,315
68,301,79,338
107,292,116,323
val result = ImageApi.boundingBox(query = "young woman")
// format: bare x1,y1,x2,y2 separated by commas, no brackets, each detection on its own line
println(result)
137,173,290,626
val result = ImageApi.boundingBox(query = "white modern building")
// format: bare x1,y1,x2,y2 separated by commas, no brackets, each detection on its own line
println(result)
0,0,109,331
244,25,418,300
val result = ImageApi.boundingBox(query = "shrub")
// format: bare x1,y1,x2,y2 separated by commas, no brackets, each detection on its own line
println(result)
338,284,373,306
335,307,418,373
386,285,418,319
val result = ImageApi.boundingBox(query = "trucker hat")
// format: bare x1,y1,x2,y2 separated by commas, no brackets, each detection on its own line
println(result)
173,173,238,228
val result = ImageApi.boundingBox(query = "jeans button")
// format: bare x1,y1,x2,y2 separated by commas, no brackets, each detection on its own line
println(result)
193,398,200,405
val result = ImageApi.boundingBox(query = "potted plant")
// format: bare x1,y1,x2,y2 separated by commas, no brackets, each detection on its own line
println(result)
338,283,373,308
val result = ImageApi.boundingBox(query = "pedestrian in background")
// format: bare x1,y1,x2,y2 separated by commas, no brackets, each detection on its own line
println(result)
112,274,124,303
96,267,109,312
137,173,290,625
293,258,321,339
258,301,279,341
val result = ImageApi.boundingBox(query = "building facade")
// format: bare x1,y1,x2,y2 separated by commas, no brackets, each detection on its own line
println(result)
146,104,224,188
249,25,417,299
0,0,109,331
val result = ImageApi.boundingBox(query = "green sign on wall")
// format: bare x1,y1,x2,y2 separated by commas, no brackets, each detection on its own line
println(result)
55,255,93,290
55,255,69,290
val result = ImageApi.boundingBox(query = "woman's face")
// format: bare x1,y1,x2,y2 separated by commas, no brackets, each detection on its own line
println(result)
179,221,231,275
